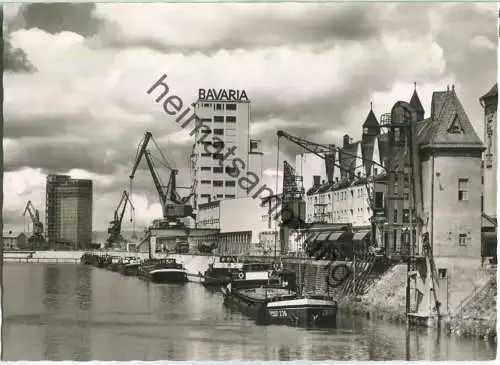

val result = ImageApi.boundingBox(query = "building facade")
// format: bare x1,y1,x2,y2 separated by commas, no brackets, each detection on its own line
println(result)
191,89,263,213
46,174,93,249
3,231,27,250
302,85,484,258
480,84,497,219
195,195,281,256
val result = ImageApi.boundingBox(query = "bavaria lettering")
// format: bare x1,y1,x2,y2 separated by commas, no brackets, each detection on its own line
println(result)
198,88,248,101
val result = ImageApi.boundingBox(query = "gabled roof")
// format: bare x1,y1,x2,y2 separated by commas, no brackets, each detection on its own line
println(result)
3,231,24,239
423,88,484,148
339,142,359,178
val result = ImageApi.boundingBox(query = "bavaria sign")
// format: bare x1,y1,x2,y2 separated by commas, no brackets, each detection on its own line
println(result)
198,88,249,102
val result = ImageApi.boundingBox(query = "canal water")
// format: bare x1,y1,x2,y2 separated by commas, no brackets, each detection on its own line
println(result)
2,264,497,361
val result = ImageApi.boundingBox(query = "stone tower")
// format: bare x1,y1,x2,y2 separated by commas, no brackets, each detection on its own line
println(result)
480,84,498,219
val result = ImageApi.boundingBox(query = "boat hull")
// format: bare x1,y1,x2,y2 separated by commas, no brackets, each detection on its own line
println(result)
149,269,188,284
222,285,337,328
120,264,140,276
262,298,337,327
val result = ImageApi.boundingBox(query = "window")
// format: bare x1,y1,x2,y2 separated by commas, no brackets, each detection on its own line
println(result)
403,193,409,200
458,233,467,246
225,181,236,187
201,194,210,198
213,141,225,149
403,209,410,223
200,118,211,123
213,116,224,123
213,167,223,173
226,116,236,123
201,180,211,184
201,166,211,171
213,180,223,187
214,129,224,135
458,178,468,201
213,153,223,160
216,104,223,110
201,153,211,157
226,103,237,111
394,128,400,142
216,194,224,198
226,166,237,176
393,210,398,223
203,103,211,108
363,127,369,134
375,191,384,209
225,194,235,199
373,168,378,176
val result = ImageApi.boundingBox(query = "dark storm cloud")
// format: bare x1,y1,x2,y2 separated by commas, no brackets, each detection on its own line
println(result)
19,3,102,37
99,3,382,54
4,37,35,72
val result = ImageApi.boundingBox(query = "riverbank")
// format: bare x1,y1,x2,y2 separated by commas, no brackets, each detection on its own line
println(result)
335,263,497,343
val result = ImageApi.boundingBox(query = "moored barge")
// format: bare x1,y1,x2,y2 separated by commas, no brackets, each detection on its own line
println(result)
222,271,337,327
138,258,188,283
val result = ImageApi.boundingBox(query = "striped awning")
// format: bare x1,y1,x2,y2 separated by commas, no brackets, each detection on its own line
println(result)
353,230,371,241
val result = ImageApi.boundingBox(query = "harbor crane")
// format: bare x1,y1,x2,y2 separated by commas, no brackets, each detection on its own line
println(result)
276,130,386,217
22,200,45,249
130,131,195,226
106,190,135,248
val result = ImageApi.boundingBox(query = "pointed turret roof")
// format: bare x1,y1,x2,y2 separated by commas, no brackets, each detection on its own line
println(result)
480,83,498,102
410,83,425,114
362,108,379,128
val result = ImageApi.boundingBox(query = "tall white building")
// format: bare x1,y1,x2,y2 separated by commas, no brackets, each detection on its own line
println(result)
191,88,263,214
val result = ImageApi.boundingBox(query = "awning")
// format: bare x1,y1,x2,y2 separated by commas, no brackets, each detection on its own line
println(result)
353,230,371,241
315,232,331,241
325,231,345,242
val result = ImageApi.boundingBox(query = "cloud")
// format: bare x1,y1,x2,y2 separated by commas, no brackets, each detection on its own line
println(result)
3,3,496,232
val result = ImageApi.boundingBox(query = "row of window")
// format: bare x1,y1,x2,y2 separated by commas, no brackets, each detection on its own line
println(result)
197,218,220,225
200,180,236,187
213,116,237,123
200,194,236,200
199,166,238,175
200,103,238,111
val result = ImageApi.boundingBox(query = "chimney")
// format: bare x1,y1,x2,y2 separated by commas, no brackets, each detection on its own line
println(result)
313,175,321,186
343,134,350,148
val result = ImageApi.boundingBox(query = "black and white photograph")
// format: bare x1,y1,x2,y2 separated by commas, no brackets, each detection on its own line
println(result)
1,2,498,361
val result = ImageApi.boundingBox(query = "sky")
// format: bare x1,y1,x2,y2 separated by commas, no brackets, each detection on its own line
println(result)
3,2,497,234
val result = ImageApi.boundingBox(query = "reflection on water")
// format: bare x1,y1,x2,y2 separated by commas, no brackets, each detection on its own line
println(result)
2,264,497,361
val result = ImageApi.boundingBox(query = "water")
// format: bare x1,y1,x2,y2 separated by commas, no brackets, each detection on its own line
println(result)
2,264,497,361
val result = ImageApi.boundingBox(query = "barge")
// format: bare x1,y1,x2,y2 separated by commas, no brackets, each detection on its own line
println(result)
138,258,188,283
222,271,337,328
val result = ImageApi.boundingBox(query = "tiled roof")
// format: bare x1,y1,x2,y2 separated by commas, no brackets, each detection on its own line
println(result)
307,86,483,196
362,109,379,128
3,231,24,239
410,90,425,113
480,83,498,101
424,89,484,147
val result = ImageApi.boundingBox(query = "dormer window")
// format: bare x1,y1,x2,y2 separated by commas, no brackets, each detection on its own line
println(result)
363,127,369,134
448,114,464,134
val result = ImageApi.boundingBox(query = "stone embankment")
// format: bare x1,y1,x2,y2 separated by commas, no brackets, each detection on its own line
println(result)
446,276,497,341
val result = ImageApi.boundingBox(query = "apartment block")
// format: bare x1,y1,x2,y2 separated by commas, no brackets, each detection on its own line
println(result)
46,174,93,249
